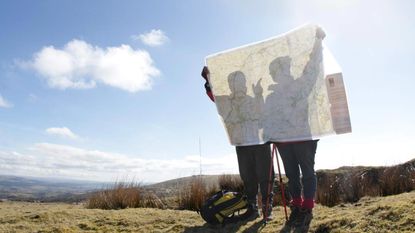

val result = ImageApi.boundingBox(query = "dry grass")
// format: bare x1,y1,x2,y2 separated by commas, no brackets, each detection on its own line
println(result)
82,158,415,213
85,159,415,211
1,191,414,232
316,159,415,207
175,174,290,212
176,174,245,211
86,181,165,210
218,174,244,192
177,176,211,211
381,161,415,195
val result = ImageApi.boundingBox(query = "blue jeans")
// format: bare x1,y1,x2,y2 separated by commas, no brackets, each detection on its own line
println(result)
277,140,318,200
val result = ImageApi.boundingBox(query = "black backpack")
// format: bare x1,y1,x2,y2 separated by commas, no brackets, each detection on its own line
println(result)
199,190,248,225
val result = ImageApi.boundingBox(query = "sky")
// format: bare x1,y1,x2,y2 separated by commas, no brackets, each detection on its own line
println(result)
1,0,414,183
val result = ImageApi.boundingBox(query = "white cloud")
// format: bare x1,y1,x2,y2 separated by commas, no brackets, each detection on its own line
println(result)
0,94,12,108
133,29,169,47
24,39,160,92
46,127,79,140
0,143,238,182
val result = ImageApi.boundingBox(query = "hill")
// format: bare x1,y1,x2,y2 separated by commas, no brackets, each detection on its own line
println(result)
0,175,106,202
0,191,414,232
145,174,239,196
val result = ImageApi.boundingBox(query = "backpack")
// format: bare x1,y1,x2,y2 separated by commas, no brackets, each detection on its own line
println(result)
199,190,248,225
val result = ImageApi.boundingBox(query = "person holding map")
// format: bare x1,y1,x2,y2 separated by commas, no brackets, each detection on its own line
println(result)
202,24,331,232
269,28,325,233
201,67,275,222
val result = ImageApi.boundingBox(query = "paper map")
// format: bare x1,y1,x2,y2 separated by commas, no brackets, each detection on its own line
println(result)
206,24,351,146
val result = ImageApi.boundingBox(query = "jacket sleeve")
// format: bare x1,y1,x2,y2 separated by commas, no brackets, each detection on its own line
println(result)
201,66,215,102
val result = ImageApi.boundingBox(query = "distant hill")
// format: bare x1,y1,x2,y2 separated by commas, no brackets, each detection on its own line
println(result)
0,174,229,203
0,175,107,203
0,173,232,203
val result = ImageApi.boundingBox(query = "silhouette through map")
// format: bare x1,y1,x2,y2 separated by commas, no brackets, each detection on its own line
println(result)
264,35,323,142
216,71,264,145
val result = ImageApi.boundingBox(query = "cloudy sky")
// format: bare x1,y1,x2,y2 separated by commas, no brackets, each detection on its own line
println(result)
1,0,414,182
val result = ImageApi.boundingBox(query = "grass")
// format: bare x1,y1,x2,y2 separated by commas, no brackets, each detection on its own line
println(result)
177,174,245,211
316,158,415,206
218,174,244,192
8,159,410,232
87,157,414,211
86,181,165,210
177,176,212,211
1,191,414,232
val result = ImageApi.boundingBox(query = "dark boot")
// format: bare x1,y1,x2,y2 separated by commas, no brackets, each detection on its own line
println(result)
293,208,313,233
279,205,300,233
240,202,259,221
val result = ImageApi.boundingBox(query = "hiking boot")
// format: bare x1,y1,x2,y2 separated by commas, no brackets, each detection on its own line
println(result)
279,205,300,233
293,208,313,233
240,203,260,221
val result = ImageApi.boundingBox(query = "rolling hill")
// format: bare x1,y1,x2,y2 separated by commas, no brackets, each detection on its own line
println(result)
0,175,106,202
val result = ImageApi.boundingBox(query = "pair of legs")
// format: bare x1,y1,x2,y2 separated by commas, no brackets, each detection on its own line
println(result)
236,144,275,212
277,140,318,232
277,140,318,209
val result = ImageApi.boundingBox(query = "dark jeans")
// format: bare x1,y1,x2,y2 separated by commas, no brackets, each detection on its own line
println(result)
277,140,318,200
236,144,274,207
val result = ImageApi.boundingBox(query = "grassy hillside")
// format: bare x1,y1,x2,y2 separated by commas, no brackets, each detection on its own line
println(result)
1,191,414,233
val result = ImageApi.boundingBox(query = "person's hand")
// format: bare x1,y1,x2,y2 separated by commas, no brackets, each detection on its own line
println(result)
201,66,210,80
316,26,326,40
252,78,263,96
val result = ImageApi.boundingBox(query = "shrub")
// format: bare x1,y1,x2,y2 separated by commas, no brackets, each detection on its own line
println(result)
353,168,382,198
142,191,165,209
85,181,164,210
381,160,415,195
316,159,415,206
177,176,208,211
218,174,244,192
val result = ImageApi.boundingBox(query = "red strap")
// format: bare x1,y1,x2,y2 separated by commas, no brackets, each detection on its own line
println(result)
274,143,288,221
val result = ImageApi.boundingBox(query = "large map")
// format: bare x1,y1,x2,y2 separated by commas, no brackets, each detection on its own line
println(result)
206,24,351,146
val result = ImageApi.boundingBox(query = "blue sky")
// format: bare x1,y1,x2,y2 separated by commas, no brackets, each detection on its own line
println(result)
1,0,414,182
